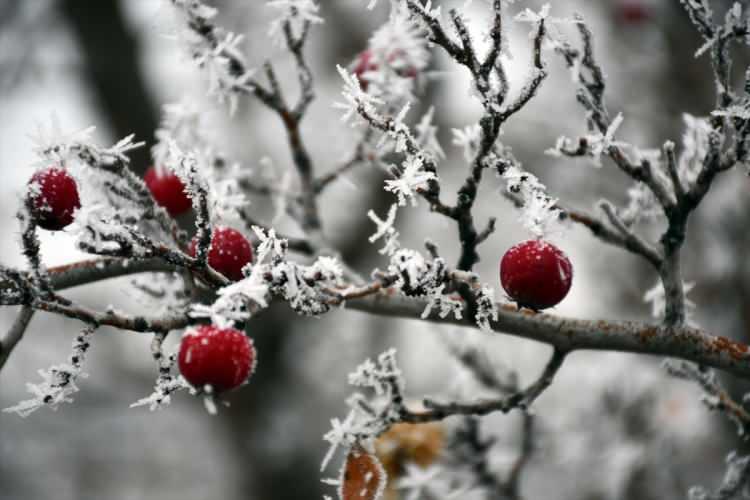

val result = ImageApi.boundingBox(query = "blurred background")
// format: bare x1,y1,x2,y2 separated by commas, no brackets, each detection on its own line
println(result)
1,0,749,499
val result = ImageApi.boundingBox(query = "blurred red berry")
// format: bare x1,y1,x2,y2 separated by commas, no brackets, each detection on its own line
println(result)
353,49,418,92
353,49,378,91
387,49,418,79
189,226,254,281
144,166,192,216
500,239,573,310
178,325,256,392
28,167,81,231
615,0,651,24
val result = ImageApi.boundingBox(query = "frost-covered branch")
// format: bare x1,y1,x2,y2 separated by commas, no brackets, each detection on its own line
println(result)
689,452,750,500
551,4,749,328
666,360,750,437
3,324,95,417
130,332,190,411
411,2,549,272
6,254,750,382
171,0,325,242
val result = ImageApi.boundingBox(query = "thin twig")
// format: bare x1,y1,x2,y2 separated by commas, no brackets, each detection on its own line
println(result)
0,306,35,371
398,349,566,422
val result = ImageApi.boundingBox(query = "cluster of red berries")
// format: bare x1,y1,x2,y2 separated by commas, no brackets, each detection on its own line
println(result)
500,239,573,311
28,165,254,281
141,170,257,391
144,166,254,281
27,164,194,230
26,166,259,396
26,166,574,399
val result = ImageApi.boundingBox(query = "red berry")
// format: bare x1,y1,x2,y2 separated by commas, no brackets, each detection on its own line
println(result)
28,167,81,231
353,49,417,92
178,325,256,392
144,166,192,216
387,49,418,79
189,226,253,281
500,240,573,310
353,49,378,91
615,1,651,24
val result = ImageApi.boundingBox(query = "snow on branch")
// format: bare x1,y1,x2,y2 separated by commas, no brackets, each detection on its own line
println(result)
689,452,750,500
130,333,190,411
367,204,400,256
30,119,143,172
3,325,95,417
191,226,344,328
335,66,441,210
168,0,256,112
320,349,405,475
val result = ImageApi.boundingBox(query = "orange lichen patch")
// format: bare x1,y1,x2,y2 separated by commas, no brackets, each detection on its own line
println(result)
595,320,616,333
663,397,685,418
710,336,750,361
499,302,539,316
50,258,100,274
638,327,659,343
340,444,387,500
375,422,444,499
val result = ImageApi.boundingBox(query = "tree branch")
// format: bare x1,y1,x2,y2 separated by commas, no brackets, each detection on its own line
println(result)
0,306,35,371
397,348,566,422
346,291,750,380
5,256,750,380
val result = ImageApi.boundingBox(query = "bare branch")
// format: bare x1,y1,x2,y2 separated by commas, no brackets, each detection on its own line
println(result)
0,306,34,371
663,141,685,202
398,348,566,422
564,206,662,267
32,297,191,334
314,129,373,194
505,412,535,500
597,200,663,267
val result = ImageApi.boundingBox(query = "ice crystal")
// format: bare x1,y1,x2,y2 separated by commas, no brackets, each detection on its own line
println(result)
267,0,324,47
130,376,190,411
168,0,256,113
361,2,431,101
368,204,401,256
548,113,625,167
415,107,445,161
643,280,698,327
473,284,498,332
421,283,464,320
334,65,385,126
680,113,713,186
619,182,662,226
384,155,436,207
193,226,345,326
452,125,483,163
321,349,405,473
501,163,562,237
